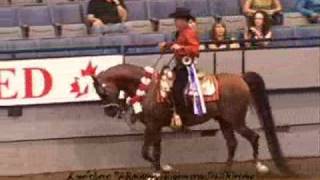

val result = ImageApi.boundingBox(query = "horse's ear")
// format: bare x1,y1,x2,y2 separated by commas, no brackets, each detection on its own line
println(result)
92,75,105,96
91,75,99,85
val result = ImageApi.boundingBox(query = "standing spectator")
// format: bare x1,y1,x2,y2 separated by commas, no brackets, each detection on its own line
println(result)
87,0,128,34
243,0,283,25
209,20,240,50
245,11,272,47
297,0,320,23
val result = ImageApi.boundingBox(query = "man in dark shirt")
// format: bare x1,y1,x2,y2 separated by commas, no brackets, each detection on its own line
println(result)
87,0,128,33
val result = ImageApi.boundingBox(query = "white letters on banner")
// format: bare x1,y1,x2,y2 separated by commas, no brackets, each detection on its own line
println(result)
0,55,123,106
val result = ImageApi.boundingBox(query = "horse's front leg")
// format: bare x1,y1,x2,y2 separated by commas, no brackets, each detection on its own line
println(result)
141,125,162,172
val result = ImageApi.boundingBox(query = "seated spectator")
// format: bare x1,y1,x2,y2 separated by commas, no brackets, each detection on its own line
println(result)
245,10,272,47
209,21,240,50
243,0,283,25
297,0,320,23
87,0,128,34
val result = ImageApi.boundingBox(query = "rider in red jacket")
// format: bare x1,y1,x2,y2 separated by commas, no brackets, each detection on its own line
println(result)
160,8,200,124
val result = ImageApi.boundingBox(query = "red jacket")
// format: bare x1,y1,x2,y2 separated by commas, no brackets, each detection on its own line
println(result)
167,26,200,60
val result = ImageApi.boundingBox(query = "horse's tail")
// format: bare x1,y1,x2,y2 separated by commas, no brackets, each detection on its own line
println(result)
243,72,292,175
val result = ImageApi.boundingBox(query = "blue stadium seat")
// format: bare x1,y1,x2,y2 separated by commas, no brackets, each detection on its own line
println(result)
281,0,299,12
52,3,83,24
126,0,148,21
125,20,153,34
209,0,241,16
18,5,56,38
0,7,23,40
182,0,210,17
52,3,87,37
68,35,103,56
148,0,177,19
101,34,131,54
18,5,54,26
294,26,320,46
128,33,164,54
271,26,295,47
0,7,19,27
9,39,38,59
37,38,70,58
0,41,12,60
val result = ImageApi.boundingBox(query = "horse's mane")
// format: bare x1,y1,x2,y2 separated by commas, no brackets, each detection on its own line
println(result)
100,64,144,81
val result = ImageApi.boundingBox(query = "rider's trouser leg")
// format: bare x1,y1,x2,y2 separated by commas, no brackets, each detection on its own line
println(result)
173,64,188,114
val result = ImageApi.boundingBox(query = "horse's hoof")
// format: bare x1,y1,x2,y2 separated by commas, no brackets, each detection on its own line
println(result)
147,172,161,180
256,161,269,174
162,164,174,172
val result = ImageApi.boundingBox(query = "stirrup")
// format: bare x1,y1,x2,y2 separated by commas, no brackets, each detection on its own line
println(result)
170,112,183,129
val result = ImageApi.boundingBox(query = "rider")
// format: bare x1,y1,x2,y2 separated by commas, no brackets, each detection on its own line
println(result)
159,8,200,122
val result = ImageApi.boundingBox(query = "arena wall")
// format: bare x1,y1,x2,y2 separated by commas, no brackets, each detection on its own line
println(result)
0,47,319,175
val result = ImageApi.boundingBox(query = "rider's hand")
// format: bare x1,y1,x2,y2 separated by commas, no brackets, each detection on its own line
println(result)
171,44,182,51
159,42,167,52
113,0,120,5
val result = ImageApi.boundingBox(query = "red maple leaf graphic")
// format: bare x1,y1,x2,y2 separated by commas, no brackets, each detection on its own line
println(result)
70,77,89,98
81,61,97,77
70,77,80,93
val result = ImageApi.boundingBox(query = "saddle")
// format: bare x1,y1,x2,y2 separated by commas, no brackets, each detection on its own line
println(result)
158,68,220,103
186,71,220,102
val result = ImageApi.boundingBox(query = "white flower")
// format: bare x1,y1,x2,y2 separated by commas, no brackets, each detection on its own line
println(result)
133,102,143,114
141,77,151,85
144,66,154,74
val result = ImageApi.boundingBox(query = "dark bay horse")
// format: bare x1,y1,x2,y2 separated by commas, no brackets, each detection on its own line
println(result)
92,63,292,176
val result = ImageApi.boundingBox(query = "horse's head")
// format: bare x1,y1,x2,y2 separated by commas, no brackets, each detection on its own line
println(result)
92,75,121,118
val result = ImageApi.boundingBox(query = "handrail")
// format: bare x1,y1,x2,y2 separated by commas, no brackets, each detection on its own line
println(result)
0,36,320,55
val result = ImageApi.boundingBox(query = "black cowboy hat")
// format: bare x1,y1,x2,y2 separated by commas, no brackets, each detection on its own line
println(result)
169,7,194,20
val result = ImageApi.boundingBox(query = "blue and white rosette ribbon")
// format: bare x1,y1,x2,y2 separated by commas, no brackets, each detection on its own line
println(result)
187,64,207,116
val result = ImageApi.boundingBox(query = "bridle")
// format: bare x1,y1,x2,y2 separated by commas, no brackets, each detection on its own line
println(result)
101,103,121,109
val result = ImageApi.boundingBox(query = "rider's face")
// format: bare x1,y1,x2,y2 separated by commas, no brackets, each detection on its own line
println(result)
175,18,189,30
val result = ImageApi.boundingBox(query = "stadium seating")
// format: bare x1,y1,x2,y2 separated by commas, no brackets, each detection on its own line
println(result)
8,39,38,59
18,5,56,38
294,26,320,46
0,41,12,60
281,0,299,12
209,0,242,16
127,33,164,53
0,0,318,60
271,26,295,47
182,0,210,17
196,17,214,41
0,7,22,40
126,0,148,21
68,35,103,56
101,34,131,54
283,12,309,27
52,3,87,37
148,0,177,19
125,20,153,34
37,37,71,57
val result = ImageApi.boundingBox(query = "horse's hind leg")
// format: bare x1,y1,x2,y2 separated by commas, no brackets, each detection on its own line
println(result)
235,125,260,163
219,120,238,168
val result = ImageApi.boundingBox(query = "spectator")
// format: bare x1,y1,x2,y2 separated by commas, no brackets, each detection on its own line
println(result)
87,0,128,34
243,0,283,25
297,0,320,23
245,10,272,47
209,21,240,50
